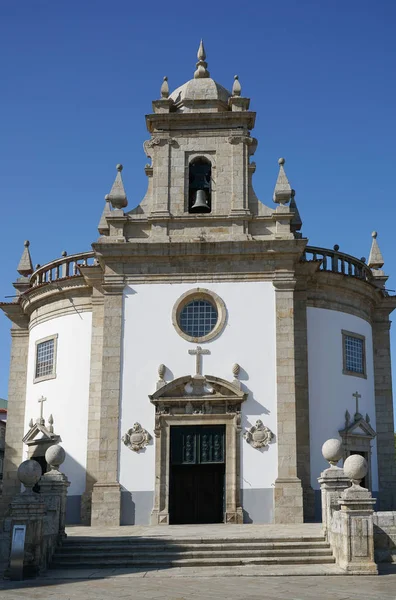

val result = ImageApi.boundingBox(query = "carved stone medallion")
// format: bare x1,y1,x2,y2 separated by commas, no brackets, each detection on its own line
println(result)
122,423,152,452
244,420,274,449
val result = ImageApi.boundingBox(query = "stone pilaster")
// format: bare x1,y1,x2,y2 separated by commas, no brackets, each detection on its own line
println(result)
318,466,350,538
90,283,124,526
81,291,105,524
372,307,396,510
294,283,315,520
273,279,303,523
0,318,29,516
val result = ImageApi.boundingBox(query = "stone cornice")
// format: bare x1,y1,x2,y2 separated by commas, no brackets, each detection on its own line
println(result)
145,111,256,133
19,278,92,318
0,301,29,328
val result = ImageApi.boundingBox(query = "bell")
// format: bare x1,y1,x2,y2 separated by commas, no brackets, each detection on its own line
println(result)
190,189,211,213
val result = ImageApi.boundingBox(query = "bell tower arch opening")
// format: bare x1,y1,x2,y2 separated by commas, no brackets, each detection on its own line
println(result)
188,157,212,213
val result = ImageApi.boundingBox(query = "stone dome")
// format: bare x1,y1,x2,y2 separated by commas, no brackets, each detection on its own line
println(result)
169,78,231,112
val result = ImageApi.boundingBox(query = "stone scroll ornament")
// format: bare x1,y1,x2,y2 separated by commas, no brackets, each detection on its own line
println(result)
122,422,152,452
243,420,274,449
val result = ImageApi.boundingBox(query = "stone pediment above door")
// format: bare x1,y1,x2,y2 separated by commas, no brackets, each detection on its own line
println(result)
149,374,247,416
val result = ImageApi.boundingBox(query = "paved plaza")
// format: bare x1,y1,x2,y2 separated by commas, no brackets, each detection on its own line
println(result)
0,569,396,600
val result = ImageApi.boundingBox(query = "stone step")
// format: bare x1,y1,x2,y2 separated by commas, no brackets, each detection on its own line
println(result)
58,540,330,553
63,535,325,545
54,547,333,560
50,555,336,569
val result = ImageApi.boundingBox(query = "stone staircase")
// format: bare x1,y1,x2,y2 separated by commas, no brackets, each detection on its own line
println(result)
50,534,335,569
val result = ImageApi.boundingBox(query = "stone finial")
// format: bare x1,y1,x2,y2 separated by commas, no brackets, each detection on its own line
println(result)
368,231,384,269
232,363,240,379
160,76,169,99
17,459,42,493
158,364,166,380
98,195,112,234
17,240,33,277
45,444,66,472
273,158,292,205
29,418,34,428
194,39,210,79
232,75,241,97
289,189,302,232
343,454,368,487
322,438,343,467
107,164,128,210
48,413,54,433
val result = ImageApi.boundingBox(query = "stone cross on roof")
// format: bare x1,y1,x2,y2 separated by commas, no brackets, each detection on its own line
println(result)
188,346,210,376
352,390,362,421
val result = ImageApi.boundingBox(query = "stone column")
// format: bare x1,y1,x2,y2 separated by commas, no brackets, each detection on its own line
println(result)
39,445,70,543
329,455,377,574
372,307,396,510
91,283,124,526
273,279,303,523
81,290,104,524
0,318,29,515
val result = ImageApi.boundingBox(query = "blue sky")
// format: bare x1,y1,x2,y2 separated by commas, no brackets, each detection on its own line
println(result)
0,1,395,414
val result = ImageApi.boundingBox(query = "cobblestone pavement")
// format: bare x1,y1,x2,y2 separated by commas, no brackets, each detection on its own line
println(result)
0,568,396,600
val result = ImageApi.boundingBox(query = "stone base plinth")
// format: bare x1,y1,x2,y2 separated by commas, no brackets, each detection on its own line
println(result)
274,477,304,523
91,482,121,526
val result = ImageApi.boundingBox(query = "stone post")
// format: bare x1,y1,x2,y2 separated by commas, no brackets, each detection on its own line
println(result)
329,454,377,574
0,318,29,515
318,439,350,538
273,279,303,523
39,445,70,543
90,281,124,526
6,460,46,578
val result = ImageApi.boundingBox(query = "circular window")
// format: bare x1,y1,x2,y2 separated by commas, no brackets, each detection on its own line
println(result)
172,288,226,343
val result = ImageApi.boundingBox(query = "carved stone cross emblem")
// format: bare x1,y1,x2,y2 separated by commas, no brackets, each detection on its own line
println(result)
38,396,47,425
188,346,210,376
352,390,362,420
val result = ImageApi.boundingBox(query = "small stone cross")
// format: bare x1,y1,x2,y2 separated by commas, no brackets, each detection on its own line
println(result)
188,346,210,376
38,396,47,424
352,391,362,420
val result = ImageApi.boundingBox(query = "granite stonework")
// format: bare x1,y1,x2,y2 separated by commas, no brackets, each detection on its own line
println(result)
0,42,395,536
373,511,396,563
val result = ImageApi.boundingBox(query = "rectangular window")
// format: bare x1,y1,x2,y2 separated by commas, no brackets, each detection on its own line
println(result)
342,330,366,378
34,334,58,383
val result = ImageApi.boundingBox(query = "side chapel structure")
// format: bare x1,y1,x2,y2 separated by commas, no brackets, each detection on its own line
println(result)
1,43,395,526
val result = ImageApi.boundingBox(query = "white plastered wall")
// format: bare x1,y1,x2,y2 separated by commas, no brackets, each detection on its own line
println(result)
307,307,378,490
120,282,277,493
24,312,92,495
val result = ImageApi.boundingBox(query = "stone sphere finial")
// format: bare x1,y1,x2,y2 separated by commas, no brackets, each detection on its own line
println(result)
322,438,343,466
333,244,340,251
24,240,30,247
61,250,67,257
343,454,368,485
116,164,123,172
45,444,66,471
17,459,42,492
372,231,377,239
278,157,285,165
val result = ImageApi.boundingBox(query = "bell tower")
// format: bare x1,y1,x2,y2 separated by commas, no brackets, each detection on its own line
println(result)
97,41,300,243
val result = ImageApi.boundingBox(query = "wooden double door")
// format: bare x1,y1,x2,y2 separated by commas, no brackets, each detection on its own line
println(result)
169,425,225,524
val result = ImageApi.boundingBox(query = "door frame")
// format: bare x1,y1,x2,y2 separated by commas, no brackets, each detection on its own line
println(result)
151,413,243,525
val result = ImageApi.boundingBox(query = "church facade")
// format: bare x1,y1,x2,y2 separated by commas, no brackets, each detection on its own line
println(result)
1,43,395,527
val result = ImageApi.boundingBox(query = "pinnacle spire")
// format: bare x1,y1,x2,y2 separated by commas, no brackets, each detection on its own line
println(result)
368,231,384,269
160,76,169,99
98,195,112,234
107,164,128,210
232,75,241,97
290,189,302,232
17,240,33,276
273,158,292,205
194,40,210,79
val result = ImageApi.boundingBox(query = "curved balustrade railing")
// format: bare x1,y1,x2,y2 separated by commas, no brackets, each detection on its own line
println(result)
30,251,96,287
303,246,372,282
28,245,373,288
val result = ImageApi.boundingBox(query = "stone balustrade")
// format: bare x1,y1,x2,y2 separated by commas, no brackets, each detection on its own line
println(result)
30,251,96,287
303,245,372,282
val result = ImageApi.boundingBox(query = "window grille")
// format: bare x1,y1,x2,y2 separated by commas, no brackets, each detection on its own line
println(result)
35,339,55,379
